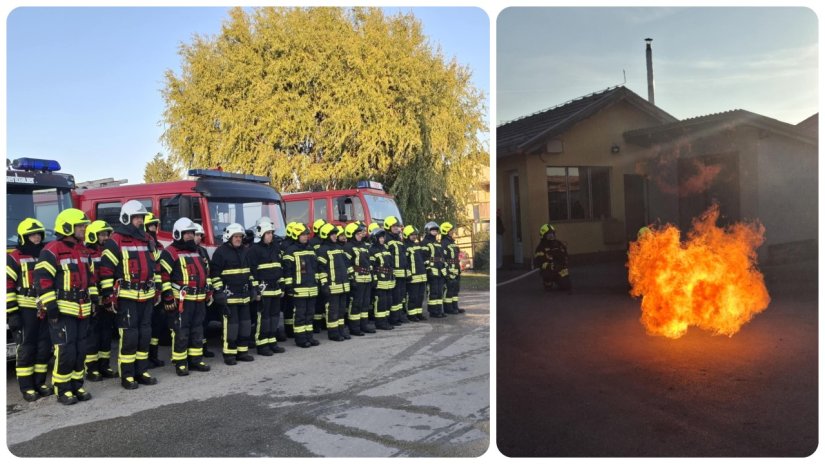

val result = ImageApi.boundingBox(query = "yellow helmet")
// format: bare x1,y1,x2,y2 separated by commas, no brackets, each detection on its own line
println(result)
637,226,652,239
367,223,380,234
17,218,45,245
287,222,309,240
312,218,327,234
86,220,114,245
344,222,365,239
54,208,91,237
383,216,401,230
144,212,160,229
335,225,345,238
402,225,418,239
539,223,556,237
318,223,337,240
439,221,454,235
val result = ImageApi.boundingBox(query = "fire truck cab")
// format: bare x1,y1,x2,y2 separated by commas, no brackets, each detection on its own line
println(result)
73,169,287,256
281,180,403,228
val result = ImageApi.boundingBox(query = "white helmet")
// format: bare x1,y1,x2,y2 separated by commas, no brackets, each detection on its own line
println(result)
193,223,205,236
222,223,246,243
172,217,197,241
120,200,149,225
424,221,439,233
255,216,275,239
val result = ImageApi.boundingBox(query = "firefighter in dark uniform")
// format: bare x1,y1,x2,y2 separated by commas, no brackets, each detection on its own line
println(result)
99,200,160,389
210,223,257,365
280,222,297,339
8,218,52,401
422,221,447,318
247,217,286,356
83,220,117,382
193,222,216,358
316,223,352,341
533,224,571,291
309,218,326,334
35,208,96,404
158,218,212,375
441,222,464,314
368,223,394,330
282,222,321,348
404,225,427,321
143,212,166,368
343,222,373,335
384,216,408,325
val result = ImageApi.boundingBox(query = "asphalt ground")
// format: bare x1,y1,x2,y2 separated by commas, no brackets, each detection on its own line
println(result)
497,260,817,457
6,290,489,457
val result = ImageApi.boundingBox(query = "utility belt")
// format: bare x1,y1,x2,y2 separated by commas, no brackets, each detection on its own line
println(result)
57,289,90,302
224,284,250,295
16,287,37,297
431,257,445,263
354,266,371,275
446,259,460,265
373,267,392,275
119,280,156,291
171,283,210,295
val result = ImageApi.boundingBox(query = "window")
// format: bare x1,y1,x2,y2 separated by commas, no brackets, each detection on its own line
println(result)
207,199,285,242
284,200,310,225
334,196,366,222
96,202,123,228
160,196,201,232
363,194,402,224
313,198,328,223
547,167,610,221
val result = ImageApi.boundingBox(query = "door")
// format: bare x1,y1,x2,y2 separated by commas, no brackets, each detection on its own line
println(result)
624,174,648,242
509,171,523,264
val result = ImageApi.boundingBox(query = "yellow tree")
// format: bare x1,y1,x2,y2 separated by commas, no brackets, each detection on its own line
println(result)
143,153,181,183
161,7,487,227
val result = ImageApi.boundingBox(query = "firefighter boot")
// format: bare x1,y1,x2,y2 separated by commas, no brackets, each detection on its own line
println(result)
85,360,103,382
237,351,255,362
224,355,237,365
148,345,165,368
35,373,53,397
99,358,117,378
257,345,274,356
57,392,79,406
203,341,216,358
75,388,92,401
175,361,189,376
269,343,286,353
190,360,211,372
121,376,139,390
137,372,158,385
22,390,38,402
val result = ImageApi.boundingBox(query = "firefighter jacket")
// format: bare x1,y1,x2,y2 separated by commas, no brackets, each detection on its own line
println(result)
386,232,410,280
247,239,284,298
316,240,352,295
99,224,157,302
533,239,569,271
210,242,253,305
282,239,319,298
344,240,372,284
405,238,428,284
369,241,395,290
309,235,323,252
148,233,164,290
83,242,104,304
442,235,461,279
159,240,210,303
421,234,447,278
35,237,97,319
7,242,45,313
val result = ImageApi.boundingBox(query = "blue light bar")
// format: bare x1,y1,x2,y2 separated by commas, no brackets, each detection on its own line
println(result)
188,169,270,184
12,158,61,172
356,180,384,190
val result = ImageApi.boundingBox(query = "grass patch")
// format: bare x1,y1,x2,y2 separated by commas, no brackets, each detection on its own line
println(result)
460,272,490,291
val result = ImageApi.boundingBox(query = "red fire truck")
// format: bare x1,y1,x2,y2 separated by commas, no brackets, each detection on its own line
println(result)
73,169,287,256
282,180,403,228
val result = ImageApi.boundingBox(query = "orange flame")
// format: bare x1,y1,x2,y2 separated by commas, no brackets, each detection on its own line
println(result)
627,205,770,338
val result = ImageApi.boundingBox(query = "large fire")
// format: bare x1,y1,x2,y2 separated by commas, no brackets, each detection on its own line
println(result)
627,205,770,338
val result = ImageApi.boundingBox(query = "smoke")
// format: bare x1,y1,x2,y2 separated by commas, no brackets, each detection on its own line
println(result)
637,137,723,198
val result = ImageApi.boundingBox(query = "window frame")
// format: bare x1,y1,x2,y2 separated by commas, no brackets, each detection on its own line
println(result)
546,166,611,222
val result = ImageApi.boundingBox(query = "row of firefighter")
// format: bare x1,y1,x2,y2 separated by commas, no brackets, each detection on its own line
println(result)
7,200,464,406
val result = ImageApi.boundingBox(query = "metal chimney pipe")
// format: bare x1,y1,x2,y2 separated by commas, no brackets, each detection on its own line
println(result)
645,38,655,105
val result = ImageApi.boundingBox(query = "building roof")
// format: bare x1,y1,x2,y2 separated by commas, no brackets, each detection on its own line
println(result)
624,109,817,147
497,86,676,158
796,113,818,138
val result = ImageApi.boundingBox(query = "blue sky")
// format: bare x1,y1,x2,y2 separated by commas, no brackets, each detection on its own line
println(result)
6,7,489,184
497,7,817,126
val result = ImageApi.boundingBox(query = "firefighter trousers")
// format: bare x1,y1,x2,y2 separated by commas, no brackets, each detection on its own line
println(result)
373,288,392,329
85,307,115,374
116,299,154,380
313,288,325,331
49,315,89,396
444,275,461,314
254,296,281,348
292,296,316,346
150,303,166,354
390,279,407,324
168,300,205,366
221,303,251,357
427,276,445,317
325,292,346,338
406,282,425,318
349,282,371,333
15,309,51,393
282,294,295,337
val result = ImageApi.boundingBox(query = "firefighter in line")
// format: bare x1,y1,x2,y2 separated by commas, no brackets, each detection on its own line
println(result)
368,223,394,330
280,221,297,340
144,212,166,368
441,222,464,314
533,223,571,291
211,223,257,365
343,222,373,336
316,223,351,341
158,218,212,375
335,225,353,338
193,223,216,358
83,220,117,382
282,222,321,348
384,216,409,326
309,218,327,334
247,217,287,356
98,200,160,389
8,218,52,401
422,221,447,318
403,225,427,322
34,209,96,404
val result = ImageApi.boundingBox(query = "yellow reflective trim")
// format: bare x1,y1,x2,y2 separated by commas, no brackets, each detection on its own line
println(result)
102,248,119,265
221,268,250,275
257,262,280,270
135,351,149,360
34,364,49,374
35,260,57,277
159,259,173,274
16,366,35,376
6,265,18,281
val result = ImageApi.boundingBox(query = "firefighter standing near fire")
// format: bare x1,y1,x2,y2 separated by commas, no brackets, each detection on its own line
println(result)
343,222,373,335
422,221,447,318
83,220,117,382
143,212,166,369
35,209,96,404
8,218,52,402
99,200,160,389
404,225,427,321
316,223,352,341
384,216,409,325
282,222,321,348
193,223,216,358
211,223,257,365
309,218,327,334
441,222,464,314
158,218,212,375
533,224,571,291
368,223,394,330
247,217,287,356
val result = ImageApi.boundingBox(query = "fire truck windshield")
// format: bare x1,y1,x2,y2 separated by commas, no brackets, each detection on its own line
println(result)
207,199,286,241
6,188,73,247
363,194,402,225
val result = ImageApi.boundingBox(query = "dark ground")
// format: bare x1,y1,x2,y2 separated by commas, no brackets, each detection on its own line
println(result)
496,259,817,457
